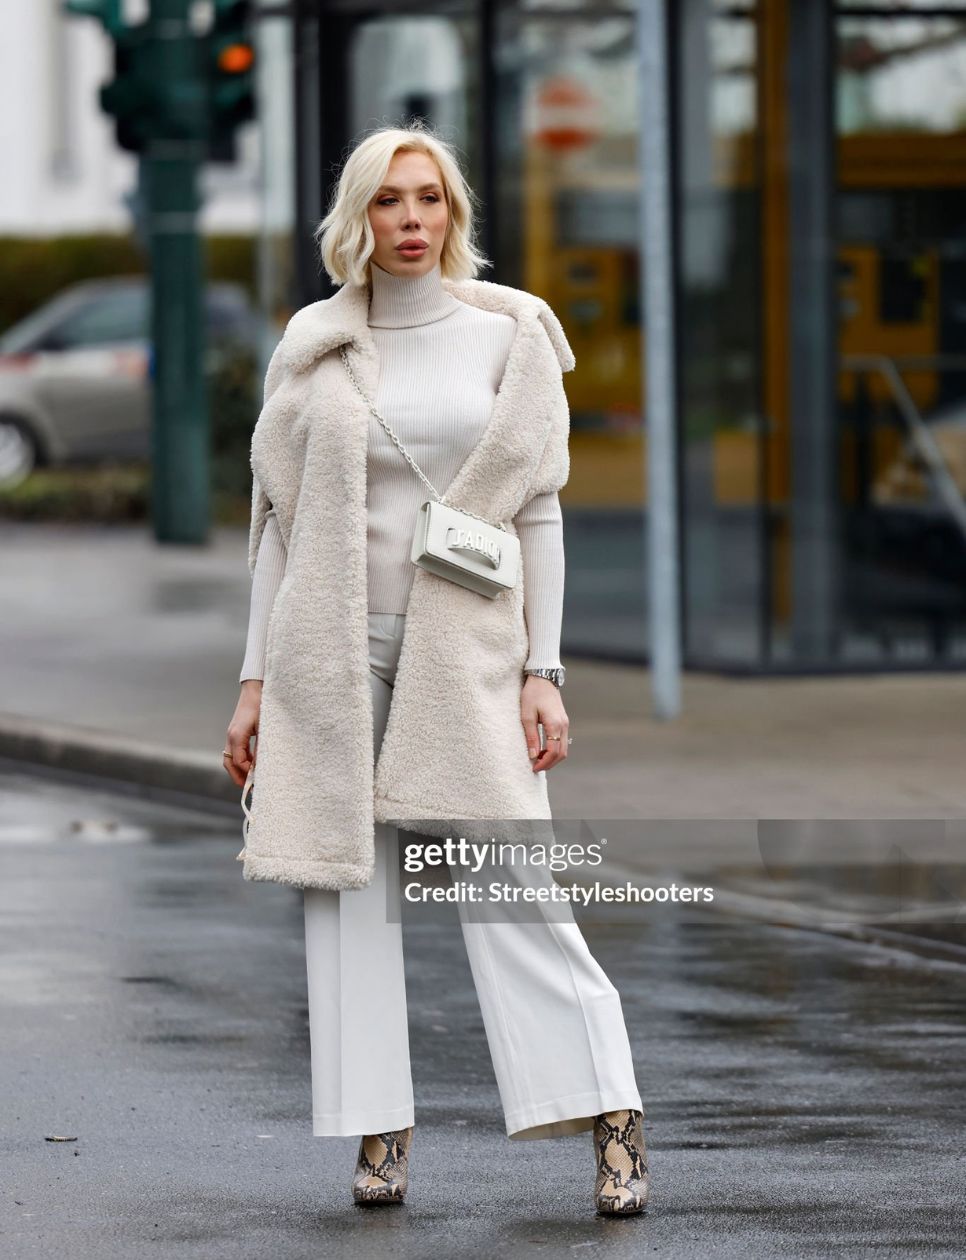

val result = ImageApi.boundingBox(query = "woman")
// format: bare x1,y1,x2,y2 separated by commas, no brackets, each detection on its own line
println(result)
223,123,650,1216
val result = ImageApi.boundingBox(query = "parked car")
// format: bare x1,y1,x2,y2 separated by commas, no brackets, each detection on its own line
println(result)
0,277,263,488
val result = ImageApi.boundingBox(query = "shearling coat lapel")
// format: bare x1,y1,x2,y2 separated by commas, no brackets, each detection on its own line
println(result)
237,275,575,891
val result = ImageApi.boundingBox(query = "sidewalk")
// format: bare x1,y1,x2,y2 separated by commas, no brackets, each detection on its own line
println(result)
2,520,965,955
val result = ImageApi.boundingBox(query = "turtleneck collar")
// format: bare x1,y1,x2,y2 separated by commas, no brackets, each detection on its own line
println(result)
367,259,463,329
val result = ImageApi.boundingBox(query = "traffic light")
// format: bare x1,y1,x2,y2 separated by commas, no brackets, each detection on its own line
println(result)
66,0,257,162
101,24,157,154
65,1,156,153
207,0,256,163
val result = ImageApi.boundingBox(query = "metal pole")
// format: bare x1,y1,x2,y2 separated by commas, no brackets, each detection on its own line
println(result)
294,0,327,304
787,0,837,658
637,0,681,718
147,0,208,543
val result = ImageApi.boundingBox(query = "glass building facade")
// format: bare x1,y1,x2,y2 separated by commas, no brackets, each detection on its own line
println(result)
257,0,966,673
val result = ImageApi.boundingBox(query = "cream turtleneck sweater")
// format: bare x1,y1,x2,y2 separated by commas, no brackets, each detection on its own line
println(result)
239,260,565,682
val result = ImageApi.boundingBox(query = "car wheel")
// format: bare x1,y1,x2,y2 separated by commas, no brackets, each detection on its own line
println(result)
0,414,40,490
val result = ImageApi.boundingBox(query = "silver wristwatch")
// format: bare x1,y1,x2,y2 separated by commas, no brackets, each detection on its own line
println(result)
524,666,566,688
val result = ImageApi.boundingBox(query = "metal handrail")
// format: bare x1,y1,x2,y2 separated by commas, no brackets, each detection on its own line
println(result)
842,353,966,541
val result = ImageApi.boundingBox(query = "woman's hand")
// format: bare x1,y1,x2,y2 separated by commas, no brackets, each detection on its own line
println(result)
520,675,570,773
224,680,263,788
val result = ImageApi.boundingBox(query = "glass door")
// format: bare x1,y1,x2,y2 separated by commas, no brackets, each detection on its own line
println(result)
835,1,966,665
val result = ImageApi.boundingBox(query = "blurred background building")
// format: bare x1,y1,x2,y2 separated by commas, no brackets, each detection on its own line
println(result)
6,0,966,678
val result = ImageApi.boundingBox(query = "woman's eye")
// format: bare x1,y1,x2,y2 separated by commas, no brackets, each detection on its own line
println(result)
377,195,440,205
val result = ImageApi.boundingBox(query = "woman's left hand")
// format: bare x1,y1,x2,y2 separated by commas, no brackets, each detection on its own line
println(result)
520,675,570,773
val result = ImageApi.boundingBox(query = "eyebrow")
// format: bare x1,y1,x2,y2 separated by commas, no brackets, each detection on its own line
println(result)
376,183,443,194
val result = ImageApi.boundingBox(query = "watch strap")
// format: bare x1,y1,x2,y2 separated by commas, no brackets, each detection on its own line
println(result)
524,666,565,688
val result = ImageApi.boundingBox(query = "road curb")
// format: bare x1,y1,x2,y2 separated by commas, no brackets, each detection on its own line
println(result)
0,710,238,806
600,861,966,970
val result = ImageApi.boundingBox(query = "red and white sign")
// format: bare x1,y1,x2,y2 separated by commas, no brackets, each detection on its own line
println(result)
533,76,601,151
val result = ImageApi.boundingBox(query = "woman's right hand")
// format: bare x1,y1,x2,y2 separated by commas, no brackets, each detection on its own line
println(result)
224,680,263,788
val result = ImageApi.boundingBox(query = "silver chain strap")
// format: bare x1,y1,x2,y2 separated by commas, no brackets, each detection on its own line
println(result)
339,345,508,533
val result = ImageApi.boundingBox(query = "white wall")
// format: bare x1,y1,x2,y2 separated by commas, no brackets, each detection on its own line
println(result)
0,0,260,236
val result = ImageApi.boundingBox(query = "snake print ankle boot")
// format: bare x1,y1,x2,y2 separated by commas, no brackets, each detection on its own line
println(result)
592,1108,650,1215
351,1125,414,1204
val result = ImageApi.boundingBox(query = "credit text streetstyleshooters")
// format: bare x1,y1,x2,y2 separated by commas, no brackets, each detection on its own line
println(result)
403,881,716,906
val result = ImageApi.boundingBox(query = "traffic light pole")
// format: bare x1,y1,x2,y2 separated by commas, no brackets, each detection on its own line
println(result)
146,0,208,543
145,145,207,542
66,0,256,544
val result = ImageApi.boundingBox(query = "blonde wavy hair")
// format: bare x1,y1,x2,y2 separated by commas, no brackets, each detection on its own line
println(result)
314,121,492,288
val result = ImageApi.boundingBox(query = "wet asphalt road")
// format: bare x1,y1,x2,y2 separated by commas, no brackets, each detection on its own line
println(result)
2,763,966,1259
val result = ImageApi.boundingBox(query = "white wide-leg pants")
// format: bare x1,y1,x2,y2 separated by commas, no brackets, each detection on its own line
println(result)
303,612,643,1141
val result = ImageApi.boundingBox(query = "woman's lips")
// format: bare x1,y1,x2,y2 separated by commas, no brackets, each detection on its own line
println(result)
397,244,428,256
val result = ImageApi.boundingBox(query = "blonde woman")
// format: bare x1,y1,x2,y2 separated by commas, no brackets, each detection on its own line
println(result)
224,122,650,1215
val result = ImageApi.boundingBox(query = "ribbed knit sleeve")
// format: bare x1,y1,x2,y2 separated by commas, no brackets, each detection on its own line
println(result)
239,508,287,683
514,490,565,670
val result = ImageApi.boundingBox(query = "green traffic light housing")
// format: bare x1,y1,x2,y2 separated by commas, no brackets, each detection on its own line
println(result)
64,0,156,153
207,0,256,161
65,0,257,162
100,25,158,154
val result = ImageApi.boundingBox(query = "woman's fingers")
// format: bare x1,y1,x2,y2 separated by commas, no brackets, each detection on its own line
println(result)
225,718,258,787
521,685,570,774
521,711,542,763
531,724,565,772
224,739,247,787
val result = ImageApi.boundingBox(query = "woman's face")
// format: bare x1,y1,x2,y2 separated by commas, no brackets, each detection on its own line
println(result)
367,150,449,280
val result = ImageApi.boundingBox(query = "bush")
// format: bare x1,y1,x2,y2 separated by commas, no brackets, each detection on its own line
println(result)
210,338,260,510
0,464,150,522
